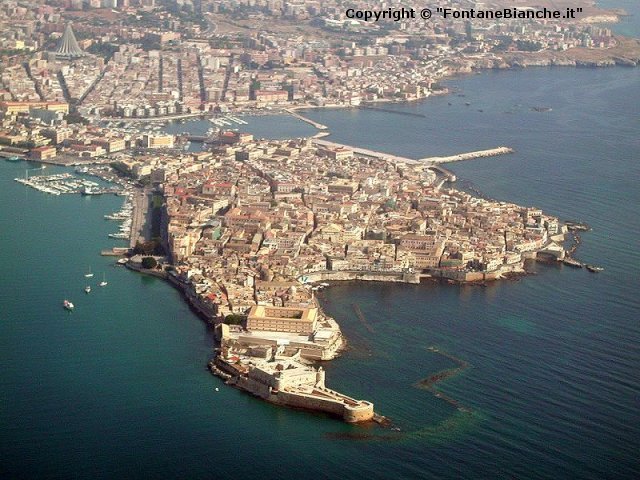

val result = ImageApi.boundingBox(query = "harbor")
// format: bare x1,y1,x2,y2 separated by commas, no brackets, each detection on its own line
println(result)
12,167,144,248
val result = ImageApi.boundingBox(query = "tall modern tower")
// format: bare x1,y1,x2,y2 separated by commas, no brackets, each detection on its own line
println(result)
54,24,85,59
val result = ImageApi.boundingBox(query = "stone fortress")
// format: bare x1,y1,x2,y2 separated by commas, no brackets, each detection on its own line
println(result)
211,305,375,423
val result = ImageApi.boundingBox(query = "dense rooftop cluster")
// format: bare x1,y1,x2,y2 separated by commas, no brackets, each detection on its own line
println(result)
142,135,566,318
0,0,633,118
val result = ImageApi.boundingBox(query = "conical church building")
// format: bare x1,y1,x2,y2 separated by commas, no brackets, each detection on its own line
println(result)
54,24,85,59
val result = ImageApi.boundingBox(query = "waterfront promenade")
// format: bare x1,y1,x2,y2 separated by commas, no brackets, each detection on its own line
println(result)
129,189,150,247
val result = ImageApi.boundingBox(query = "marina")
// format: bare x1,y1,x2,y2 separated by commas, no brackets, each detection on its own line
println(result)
104,198,134,241
209,115,249,127
14,172,122,196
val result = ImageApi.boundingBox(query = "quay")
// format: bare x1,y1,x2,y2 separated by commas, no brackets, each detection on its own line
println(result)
0,151,27,159
428,165,457,182
312,138,421,165
283,108,328,130
104,112,208,123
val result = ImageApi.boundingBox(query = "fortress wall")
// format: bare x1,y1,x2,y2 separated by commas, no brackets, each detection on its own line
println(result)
236,376,271,399
271,391,349,419
343,402,375,423
269,390,374,423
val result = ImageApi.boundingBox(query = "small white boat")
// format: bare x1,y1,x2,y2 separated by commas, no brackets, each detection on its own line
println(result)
85,266,94,278
99,273,108,287
85,286,91,294
63,299,74,311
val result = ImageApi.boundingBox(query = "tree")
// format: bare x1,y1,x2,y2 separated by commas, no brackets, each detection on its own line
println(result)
141,257,158,269
224,314,246,325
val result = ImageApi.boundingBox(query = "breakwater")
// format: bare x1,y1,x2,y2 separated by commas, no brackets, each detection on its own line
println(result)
312,138,514,167
352,303,375,333
420,146,514,164
284,108,328,130
358,105,426,118
415,347,471,413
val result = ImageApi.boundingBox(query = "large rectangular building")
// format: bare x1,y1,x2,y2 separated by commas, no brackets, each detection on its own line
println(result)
247,305,318,335
143,134,174,149
0,101,69,115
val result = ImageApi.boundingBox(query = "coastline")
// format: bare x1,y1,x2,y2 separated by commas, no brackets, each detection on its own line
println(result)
3,0,640,476
86,36,640,127
57,57,611,426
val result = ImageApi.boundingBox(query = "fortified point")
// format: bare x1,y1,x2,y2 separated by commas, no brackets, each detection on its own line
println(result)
211,345,374,423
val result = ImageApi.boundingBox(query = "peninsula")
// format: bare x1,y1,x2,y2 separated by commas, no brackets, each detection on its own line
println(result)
115,131,569,421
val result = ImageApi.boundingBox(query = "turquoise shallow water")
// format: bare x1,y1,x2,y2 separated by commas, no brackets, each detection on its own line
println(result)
2,69,640,479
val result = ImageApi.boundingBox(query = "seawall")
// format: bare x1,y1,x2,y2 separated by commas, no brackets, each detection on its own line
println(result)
300,270,421,284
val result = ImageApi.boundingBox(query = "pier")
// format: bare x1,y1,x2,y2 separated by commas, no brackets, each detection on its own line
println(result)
101,247,130,256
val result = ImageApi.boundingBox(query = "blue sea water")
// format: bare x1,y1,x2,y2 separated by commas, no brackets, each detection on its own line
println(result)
598,0,640,37
2,45,640,480
301,65,640,478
